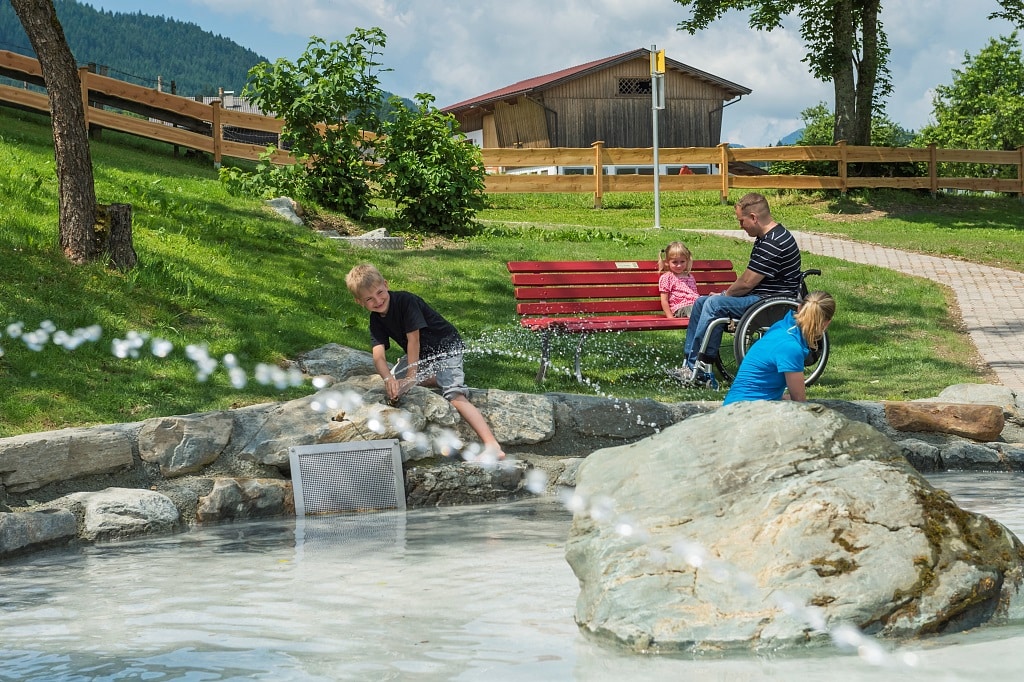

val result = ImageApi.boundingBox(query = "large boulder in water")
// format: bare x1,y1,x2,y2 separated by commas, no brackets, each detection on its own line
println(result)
565,401,1024,653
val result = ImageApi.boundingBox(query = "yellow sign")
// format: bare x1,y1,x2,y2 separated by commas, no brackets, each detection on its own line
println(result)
656,49,665,74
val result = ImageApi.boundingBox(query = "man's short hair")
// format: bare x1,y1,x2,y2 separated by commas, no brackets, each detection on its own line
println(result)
736,192,770,217
345,263,385,297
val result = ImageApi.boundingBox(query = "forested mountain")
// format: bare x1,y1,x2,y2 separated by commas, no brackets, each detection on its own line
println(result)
1,0,263,95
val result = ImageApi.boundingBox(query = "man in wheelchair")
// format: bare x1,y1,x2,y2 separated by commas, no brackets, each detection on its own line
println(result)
674,192,802,388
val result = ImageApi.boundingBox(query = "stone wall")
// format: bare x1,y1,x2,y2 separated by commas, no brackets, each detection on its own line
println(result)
1,343,1022,560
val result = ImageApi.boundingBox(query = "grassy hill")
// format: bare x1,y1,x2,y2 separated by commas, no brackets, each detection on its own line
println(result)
2,105,1015,437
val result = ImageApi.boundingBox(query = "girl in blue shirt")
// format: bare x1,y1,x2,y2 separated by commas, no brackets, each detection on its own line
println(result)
723,291,835,404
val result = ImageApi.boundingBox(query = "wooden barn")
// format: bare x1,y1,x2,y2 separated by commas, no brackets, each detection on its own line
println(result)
441,48,751,151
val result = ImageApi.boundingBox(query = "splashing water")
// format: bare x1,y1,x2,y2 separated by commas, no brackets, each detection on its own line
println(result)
1,317,907,664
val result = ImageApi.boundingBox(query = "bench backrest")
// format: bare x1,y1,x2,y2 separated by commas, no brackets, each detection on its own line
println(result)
508,259,737,316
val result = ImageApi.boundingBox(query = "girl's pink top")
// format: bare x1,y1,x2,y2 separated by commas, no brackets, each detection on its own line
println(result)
658,271,699,312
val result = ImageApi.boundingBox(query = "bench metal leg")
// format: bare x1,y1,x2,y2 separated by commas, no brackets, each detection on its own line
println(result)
536,329,552,383
573,333,589,384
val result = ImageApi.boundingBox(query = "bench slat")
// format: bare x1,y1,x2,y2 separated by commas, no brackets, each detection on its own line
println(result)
514,281,729,303
510,270,737,286
507,259,734,273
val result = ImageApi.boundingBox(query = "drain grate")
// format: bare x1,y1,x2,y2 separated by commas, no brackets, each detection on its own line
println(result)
288,440,405,515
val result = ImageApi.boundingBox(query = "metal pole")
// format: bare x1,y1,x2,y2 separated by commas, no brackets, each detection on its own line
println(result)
651,46,663,228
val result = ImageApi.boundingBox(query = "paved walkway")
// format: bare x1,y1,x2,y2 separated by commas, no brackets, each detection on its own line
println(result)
693,230,1024,393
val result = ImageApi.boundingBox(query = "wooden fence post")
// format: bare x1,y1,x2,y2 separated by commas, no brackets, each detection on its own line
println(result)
838,140,848,194
1018,146,1024,200
592,140,604,208
211,100,222,168
929,144,938,197
717,142,730,203
77,66,93,138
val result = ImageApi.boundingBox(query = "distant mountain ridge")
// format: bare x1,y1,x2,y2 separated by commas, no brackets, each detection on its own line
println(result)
777,128,804,146
0,0,413,108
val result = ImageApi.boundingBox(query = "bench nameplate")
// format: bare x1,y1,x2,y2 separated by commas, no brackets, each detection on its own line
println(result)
614,261,640,269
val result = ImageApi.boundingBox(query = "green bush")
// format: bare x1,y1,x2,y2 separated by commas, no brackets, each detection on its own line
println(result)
374,94,486,234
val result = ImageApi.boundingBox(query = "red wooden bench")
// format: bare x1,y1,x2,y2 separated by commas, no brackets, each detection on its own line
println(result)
507,259,737,381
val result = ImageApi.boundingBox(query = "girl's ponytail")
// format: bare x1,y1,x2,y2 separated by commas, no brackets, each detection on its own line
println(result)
795,291,836,350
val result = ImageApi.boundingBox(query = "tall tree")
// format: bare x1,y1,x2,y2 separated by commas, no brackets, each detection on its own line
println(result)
672,0,890,146
917,33,1024,178
11,0,98,263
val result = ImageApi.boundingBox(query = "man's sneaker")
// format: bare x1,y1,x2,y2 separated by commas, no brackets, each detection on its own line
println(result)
698,372,719,390
665,367,692,384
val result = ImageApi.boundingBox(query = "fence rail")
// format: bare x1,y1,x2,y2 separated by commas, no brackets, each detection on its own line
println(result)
3,49,1022,202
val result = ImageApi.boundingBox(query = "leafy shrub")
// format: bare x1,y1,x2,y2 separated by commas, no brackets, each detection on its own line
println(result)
373,94,486,234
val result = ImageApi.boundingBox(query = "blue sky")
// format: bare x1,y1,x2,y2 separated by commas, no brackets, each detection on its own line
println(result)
81,0,1017,147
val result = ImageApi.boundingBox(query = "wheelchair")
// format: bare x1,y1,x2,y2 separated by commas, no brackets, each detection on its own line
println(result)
692,269,830,388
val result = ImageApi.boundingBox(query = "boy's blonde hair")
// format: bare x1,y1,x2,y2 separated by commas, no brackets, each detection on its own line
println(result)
345,263,386,298
658,241,693,274
795,291,836,350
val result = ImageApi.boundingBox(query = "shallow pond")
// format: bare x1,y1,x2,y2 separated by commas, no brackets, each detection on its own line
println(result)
2,472,1023,681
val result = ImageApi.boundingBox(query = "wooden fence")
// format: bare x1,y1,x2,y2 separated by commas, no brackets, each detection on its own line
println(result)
0,49,290,166
3,49,1022,203
483,142,1024,203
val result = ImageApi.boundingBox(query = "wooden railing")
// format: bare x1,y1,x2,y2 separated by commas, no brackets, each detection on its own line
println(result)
0,49,291,166
483,142,1024,204
3,49,1022,202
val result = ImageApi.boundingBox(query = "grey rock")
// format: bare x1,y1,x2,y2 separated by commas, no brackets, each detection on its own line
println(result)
897,438,943,472
138,412,234,477
941,442,1004,470
933,384,1023,424
0,425,136,493
236,391,340,467
405,460,528,506
0,509,77,557
56,488,181,541
292,343,376,382
467,389,554,445
566,401,1024,653
265,196,303,225
196,478,294,522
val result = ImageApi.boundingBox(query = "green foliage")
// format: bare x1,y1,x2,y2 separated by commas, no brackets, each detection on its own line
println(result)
243,30,388,218
0,0,264,95
917,33,1024,179
771,102,919,177
234,30,488,235
219,150,309,201
672,0,889,145
374,94,486,234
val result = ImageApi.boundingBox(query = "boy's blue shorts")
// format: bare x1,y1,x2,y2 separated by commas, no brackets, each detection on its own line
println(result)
392,351,468,400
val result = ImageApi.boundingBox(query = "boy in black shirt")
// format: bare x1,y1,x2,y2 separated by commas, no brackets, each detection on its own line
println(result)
345,263,504,460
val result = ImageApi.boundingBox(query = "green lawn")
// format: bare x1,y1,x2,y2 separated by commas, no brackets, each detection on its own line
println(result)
0,106,1014,437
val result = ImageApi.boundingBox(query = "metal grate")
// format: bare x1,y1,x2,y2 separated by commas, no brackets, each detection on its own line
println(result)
618,77,652,96
288,440,405,515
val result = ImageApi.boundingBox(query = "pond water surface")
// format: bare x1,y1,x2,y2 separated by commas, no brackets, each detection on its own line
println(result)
2,472,1023,681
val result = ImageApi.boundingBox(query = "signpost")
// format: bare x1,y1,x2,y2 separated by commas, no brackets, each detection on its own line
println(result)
651,46,665,228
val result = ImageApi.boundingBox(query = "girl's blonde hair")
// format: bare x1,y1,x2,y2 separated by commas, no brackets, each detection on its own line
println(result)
795,291,836,350
658,241,693,274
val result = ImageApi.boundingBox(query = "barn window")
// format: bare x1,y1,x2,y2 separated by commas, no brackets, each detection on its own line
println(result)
618,78,652,96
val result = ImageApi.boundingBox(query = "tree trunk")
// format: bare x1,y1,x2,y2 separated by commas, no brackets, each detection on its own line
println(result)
831,0,857,145
11,0,99,264
98,203,137,271
853,0,882,147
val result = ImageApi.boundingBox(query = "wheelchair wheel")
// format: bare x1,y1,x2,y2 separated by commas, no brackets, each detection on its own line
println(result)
732,297,830,387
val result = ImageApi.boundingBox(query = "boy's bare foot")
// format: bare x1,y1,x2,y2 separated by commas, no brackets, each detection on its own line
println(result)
483,443,506,461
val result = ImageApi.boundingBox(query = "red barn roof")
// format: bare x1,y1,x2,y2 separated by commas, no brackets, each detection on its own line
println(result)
442,48,750,113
